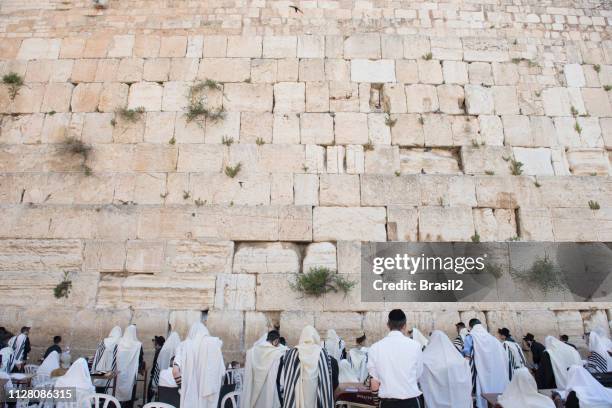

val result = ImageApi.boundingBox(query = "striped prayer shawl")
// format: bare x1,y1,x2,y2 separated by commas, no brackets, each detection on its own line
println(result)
586,352,608,374
453,336,464,353
10,335,26,365
92,341,106,372
280,348,334,408
504,341,527,381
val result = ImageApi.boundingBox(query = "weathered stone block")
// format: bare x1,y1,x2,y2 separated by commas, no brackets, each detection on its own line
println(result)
387,206,418,241
294,173,319,205
512,147,554,176
442,60,468,84
71,83,102,113
227,36,262,58
465,84,494,115
128,82,162,111
214,274,256,310
344,34,380,59
262,36,296,58
313,207,387,241
351,60,395,83
417,59,443,84
334,112,368,145
273,82,305,112
419,206,475,241
303,242,337,272
224,83,273,112
493,86,519,115
198,58,250,82
233,242,300,274
405,84,439,113
437,85,465,114
319,174,360,206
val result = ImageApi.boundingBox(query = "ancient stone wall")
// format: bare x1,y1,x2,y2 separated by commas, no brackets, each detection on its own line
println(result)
1,0,611,363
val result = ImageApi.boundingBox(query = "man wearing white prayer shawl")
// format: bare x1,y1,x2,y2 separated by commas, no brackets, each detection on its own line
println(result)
563,365,612,408
36,350,60,378
348,334,369,383
498,367,556,408
278,325,334,408
91,325,122,391
543,335,582,390
116,325,143,405
587,331,612,374
410,328,429,349
150,331,181,397
323,329,345,361
54,358,95,408
173,322,225,408
465,319,509,408
498,328,527,381
420,331,472,408
242,330,287,408
0,344,14,373
8,329,29,370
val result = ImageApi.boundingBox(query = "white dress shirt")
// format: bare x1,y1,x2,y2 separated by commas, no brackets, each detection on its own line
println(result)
367,330,424,399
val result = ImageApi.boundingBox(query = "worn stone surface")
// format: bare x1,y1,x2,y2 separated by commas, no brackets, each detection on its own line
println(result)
0,0,611,364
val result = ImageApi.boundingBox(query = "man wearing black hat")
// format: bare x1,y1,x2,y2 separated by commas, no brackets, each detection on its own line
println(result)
522,333,545,368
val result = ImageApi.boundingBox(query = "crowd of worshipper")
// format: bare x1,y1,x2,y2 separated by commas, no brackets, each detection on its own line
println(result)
0,309,611,408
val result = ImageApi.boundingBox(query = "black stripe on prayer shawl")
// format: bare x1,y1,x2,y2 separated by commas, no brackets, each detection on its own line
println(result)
104,344,118,392
504,342,527,381
92,341,106,372
453,336,464,353
12,337,26,364
470,346,477,395
151,360,160,388
587,352,608,374
280,347,334,408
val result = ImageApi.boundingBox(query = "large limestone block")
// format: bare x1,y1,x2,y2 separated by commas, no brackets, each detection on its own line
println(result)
551,208,599,241
256,274,322,312
271,173,294,205
273,82,305,112
518,310,560,340
128,82,163,111
305,81,329,112
472,208,517,241
361,174,419,206
313,207,387,242
417,60,443,84
419,207,475,241
364,146,400,174
387,206,418,241
303,242,337,272
395,60,418,84
297,35,325,58
581,88,612,117
461,146,514,175
263,36,297,58
542,87,574,117
300,113,334,145
464,84,494,115
274,113,300,144
177,144,224,172
71,83,102,113
0,113,44,144
334,113,368,145
337,241,361,275
390,114,424,146
97,274,216,309
492,86,519,115
474,176,528,210
41,83,74,113
462,37,509,62
566,148,610,175
165,240,233,274
214,273,256,310
437,85,465,114
350,60,395,83
564,64,586,87
224,83,273,112
442,61,468,84
400,148,461,174
233,242,301,274
512,147,554,176
17,38,61,60
294,173,319,205
198,58,250,82
125,240,164,273
405,84,439,113
99,82,129,112
419,175,476,207
345,145,365,174
190,173,270,206
344,34,381,59
227,36,262,58
319,174,360,206
137,206,312,241
492,63,519,85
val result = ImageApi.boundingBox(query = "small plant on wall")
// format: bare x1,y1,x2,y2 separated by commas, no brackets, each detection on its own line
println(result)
185,79,226,125
2,72,24,100
59,137,93,176
289,267,356,298
53,271,73,299
510,254,566,294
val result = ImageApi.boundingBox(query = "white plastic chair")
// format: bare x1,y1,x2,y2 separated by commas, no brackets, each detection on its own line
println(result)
219,391,240,408
24,364,39,374
77,393,121,408
143,402,176,408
